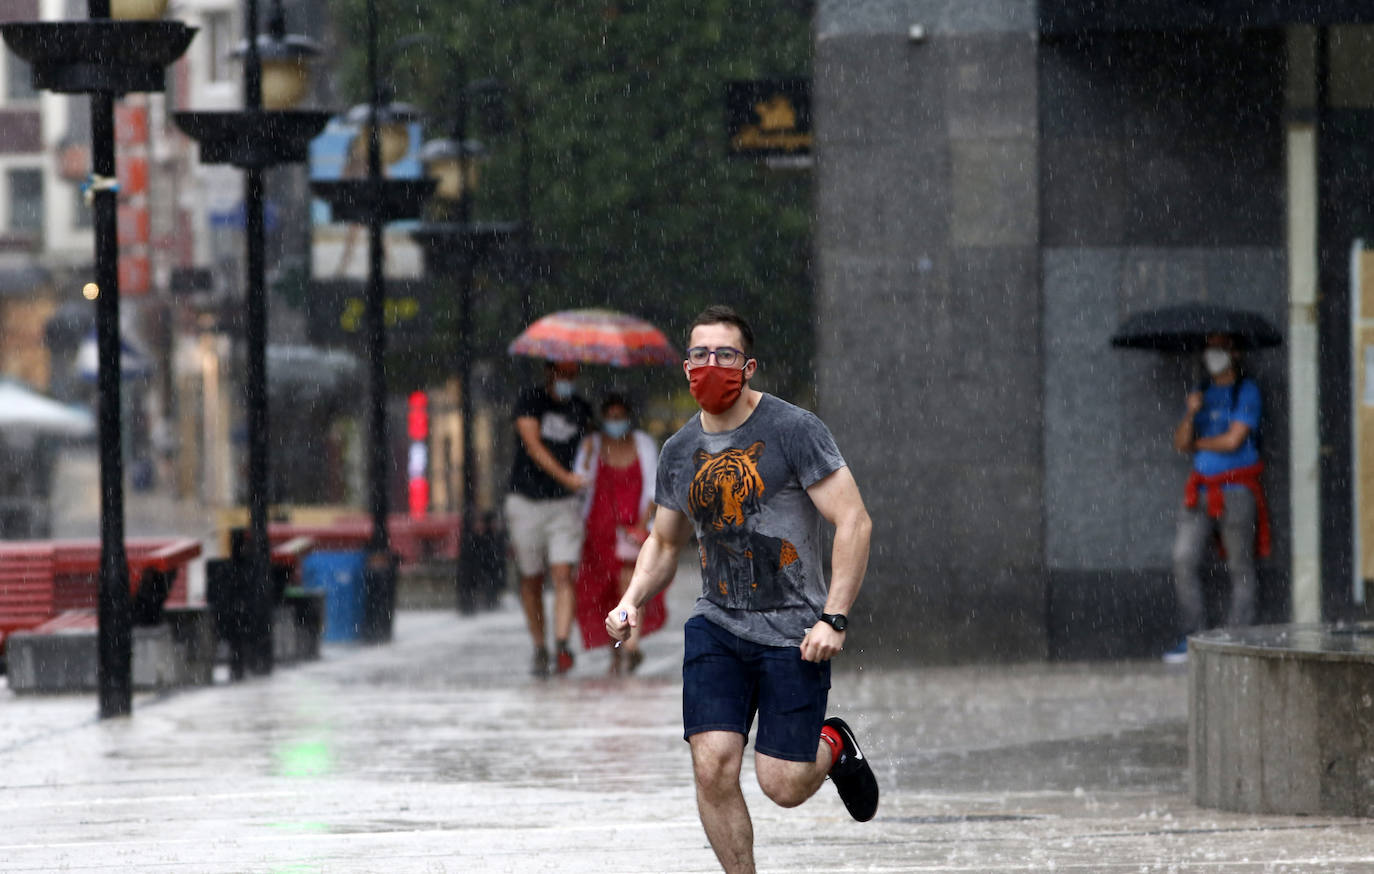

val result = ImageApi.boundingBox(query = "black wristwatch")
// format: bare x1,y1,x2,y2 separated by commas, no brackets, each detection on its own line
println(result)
820,613,848,632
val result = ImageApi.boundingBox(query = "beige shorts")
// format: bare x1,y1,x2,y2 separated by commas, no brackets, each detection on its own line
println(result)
503,493,585,577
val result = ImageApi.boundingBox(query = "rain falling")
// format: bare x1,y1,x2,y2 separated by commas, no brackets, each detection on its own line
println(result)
0,1,1372,871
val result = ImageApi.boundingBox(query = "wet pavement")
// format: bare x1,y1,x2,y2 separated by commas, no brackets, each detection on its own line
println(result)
6,453,1373,871
4,561,1374,874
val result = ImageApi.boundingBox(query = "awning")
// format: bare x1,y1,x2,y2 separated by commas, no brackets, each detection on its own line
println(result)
0,379,94,437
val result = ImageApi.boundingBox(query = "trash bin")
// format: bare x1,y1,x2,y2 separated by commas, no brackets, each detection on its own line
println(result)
301,550,367,642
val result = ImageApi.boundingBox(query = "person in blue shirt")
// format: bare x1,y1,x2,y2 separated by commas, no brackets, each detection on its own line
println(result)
1164,333,1270,663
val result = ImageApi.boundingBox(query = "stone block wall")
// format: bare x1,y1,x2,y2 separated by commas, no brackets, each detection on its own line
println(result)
814,5,1293,661
815,0,1046,662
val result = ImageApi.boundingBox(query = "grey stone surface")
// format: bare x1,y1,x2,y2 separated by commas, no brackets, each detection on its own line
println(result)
815,140,952,256
1042,246,1287,574
1040,137,1129,246
1047,568,1176,659
945,32,1038,140
6,582,1374,871
814,33,946,149
132,624,184,688
817,7,1043,662
950,139,1039,247
1190,624,1374,816
8,621,211,694
815,6,1301,660
1040,30,1285,249
164,605,217,685
6,627,97,693
1042,247,1126,569
272,592,325,665
817,0,1036,37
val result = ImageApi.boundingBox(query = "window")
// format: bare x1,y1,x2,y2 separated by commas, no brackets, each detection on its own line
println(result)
204,11,234,84
71,183,92,229
5,52,36,102
8,169,43,236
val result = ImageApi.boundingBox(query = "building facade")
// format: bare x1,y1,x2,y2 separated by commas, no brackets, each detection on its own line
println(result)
815,1,1374,661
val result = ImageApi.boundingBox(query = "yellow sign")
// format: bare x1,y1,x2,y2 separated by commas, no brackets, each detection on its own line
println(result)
726,79,811,158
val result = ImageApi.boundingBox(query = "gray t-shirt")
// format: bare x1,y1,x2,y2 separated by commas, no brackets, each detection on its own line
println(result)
656,393,846,647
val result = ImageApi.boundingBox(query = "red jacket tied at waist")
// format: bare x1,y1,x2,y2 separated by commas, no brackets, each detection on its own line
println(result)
1183,462,1271,559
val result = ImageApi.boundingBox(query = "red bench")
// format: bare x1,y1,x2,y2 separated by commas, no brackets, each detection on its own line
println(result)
271,535,316,578
0,544,56,651
267,522,370,554
266,514,459,567
28,608,97,634
0,538,203,651
52,537,202,611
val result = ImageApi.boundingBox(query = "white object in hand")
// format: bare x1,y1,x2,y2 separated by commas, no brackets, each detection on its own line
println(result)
614,610,628,649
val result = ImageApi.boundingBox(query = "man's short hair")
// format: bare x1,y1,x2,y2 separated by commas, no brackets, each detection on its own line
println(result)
689,304,755,353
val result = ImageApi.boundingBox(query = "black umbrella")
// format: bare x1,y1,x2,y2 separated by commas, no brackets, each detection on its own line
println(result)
1110,302,1283,352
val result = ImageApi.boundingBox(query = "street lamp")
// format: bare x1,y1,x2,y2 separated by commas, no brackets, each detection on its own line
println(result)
309,4,435,642
410,125,516,614
421,137,488,206
173,0,329,676
0,0,194,717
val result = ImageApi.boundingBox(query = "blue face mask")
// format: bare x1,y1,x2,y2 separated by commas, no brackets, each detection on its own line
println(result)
603,420,631,440
552,379,575,401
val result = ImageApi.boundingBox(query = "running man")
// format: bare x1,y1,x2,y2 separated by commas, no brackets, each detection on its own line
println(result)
607,305,878,873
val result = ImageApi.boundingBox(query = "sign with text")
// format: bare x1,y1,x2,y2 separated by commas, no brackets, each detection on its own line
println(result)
303,278,444,348
725,78,811,159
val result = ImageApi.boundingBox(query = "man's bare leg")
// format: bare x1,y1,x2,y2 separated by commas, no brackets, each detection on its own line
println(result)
754,741,831,808
550,562,576,643
690,730,754,874
519,572,546,648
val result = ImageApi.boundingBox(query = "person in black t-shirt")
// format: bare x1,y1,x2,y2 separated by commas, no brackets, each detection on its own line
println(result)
504,360,592,675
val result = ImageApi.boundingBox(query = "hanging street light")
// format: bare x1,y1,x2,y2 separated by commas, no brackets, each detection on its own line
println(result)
173,0,330,677
309,1,435,642
410,123,517,614
0,0,194,718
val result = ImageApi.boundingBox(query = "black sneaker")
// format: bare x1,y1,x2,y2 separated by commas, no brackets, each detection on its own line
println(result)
824,716,879,822
531,647,550,676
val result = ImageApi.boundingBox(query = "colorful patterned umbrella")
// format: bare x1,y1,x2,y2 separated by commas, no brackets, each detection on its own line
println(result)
507,308,678,367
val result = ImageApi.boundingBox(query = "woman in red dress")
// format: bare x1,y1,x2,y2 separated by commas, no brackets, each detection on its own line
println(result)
573,394,666,673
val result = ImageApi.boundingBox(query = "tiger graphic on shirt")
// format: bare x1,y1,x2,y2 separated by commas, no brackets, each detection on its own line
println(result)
688,441,802,611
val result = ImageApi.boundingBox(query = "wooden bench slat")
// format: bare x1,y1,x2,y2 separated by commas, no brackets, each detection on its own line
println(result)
0,539,203,643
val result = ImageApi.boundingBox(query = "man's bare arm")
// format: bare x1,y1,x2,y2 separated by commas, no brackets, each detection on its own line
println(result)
516,415,584,491
800,466,872,662
1174,392,1203,454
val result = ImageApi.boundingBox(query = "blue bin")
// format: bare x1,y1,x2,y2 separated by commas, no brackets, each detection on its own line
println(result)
301,550,367,642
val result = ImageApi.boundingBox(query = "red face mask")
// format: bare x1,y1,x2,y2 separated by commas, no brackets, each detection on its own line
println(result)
688,365,745,415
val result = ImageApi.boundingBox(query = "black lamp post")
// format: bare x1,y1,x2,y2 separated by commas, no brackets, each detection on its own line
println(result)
410,125,516,612
310,1,434,642
1,0,194,718
173,0,330,676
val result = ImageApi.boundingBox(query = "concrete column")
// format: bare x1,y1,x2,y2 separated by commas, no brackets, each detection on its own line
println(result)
1286,28,1322,623
814,1,1044,662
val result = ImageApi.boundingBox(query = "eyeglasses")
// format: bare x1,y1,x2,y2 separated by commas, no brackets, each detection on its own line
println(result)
685,346,749,368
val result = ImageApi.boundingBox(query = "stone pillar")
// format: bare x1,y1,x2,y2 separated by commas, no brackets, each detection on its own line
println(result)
814,1,1045,661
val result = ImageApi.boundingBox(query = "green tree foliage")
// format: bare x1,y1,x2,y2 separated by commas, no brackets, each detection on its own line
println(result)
327,0,816,401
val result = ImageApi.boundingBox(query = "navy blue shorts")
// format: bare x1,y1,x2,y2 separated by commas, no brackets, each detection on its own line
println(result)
682,614,831,763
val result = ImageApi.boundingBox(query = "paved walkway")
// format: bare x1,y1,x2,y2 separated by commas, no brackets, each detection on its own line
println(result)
4,559,1374,873
8,455,1374,874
